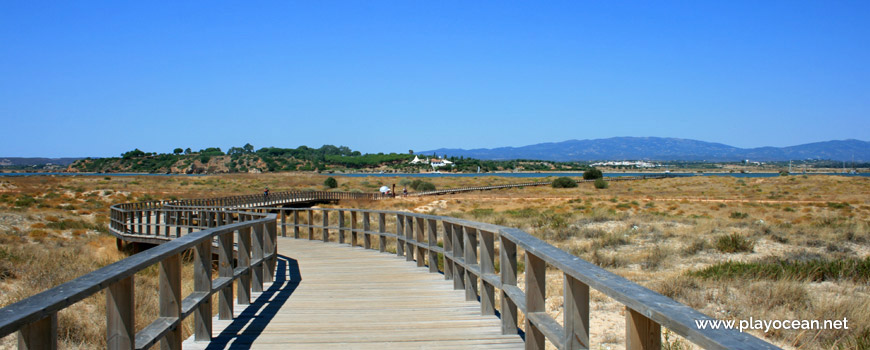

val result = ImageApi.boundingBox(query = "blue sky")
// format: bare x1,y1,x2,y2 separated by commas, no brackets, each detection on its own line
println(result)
1,1,868,157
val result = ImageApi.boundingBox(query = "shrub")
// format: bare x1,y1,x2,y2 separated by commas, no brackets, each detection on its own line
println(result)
552,177,577,188
716,233,754,253
593,178,608,189
689,257,870,283
583,168,603,180
324,177,338,188
729,211,749,219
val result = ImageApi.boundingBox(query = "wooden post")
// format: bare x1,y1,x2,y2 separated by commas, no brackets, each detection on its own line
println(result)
565,274,590,350
238,225,252,305
351,211,358,247
463,227,479,302
396,214,405,257
626,308,661,350
479,230,495,316
174,211,181,237
293,210,300,239
146,210,152,235
378,213,386,252
155,210,161,236
338,210,345,244
218,230,234,320
308,210,314,240
163,210,170,237
186,210,193,236
427,219,438,273
18,314,57,350
405,216,415,262
452,224,464,291
443,222,453,281
363,212,371,249
159,254,181,350
525,252,546,350
415,217,426,268
265,219,277,283
106,276,134,349
322,210,329,242
253,222,265,293
280,210,286,237
194,240,212,342
137,210,143,234
500,236,518,335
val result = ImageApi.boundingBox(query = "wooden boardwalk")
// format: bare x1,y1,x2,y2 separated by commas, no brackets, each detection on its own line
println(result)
183,238,525,349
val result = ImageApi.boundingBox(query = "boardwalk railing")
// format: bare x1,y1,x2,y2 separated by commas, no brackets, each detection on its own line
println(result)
108,190,385,243
272,207,777,350
0,209,278,349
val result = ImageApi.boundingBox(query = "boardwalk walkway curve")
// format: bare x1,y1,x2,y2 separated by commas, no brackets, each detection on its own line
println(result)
0,186,778,349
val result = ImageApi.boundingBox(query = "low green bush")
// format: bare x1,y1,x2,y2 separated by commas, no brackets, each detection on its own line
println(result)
689,257,870,283
583,168,603,180
593,178,608,189
324,177,338,188
715,233,754,253
552,177,577,188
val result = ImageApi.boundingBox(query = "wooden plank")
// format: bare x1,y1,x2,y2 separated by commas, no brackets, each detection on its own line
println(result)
106,276,134,349
338,210,346,244
218,230,234,320
193,240,211,342
443,222,454,281
237,226,252,305
564,274,589,350
378,213,386,252
253,222,265,293
427,219,439,273
479,230,495,316
363,212,371,249
500,236,519,335
463,227,479,302
159,254,181,350
396,214,405,257
525,252,546,350
626,307,661,350
18,313,56,350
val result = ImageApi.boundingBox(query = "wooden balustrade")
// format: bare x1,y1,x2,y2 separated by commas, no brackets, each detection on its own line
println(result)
273,207,776,350
0,211,277,350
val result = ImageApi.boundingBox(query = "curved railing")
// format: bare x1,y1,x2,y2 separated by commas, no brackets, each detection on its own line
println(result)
269,207,777,350
0,209,278,349
108,190,386,243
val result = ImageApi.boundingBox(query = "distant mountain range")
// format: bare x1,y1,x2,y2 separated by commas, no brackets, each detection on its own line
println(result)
422,138,870,162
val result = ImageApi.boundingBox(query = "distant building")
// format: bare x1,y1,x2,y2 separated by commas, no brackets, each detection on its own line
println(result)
410,155,453,168
590,160,658,168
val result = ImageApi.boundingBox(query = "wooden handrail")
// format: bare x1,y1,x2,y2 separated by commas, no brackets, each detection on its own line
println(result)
0,210,277,349
272,207,778,350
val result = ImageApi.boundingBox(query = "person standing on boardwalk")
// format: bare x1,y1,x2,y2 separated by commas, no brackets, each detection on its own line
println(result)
264,187,269,201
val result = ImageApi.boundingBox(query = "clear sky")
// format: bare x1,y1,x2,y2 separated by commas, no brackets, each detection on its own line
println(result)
2,1,868,157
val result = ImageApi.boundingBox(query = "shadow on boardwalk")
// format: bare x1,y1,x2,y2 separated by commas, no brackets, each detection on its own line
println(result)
204,255,300,349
